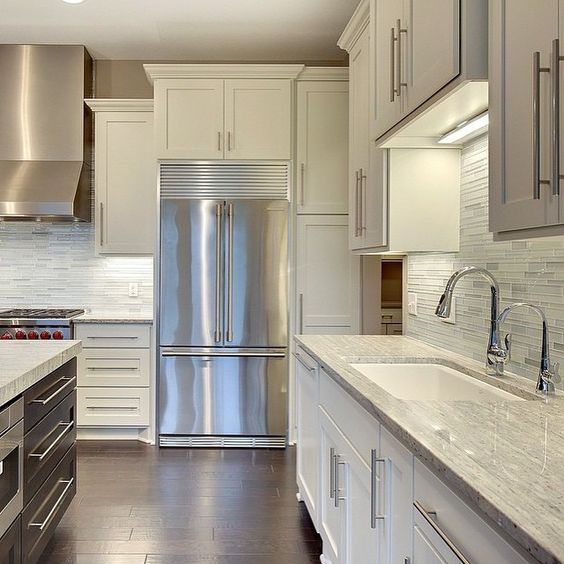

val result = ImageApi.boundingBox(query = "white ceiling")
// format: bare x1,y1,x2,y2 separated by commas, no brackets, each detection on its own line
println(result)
1,0,359,61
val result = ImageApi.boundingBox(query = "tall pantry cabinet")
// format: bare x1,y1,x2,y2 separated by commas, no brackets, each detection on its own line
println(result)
294,69,360,336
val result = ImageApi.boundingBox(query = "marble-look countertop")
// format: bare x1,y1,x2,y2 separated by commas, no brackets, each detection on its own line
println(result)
74,312,153,324
0,341,82,407
295,335,564,564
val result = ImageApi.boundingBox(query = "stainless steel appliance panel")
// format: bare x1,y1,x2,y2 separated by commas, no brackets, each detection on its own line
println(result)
160,200,224,347
224,200,288,348
159,349,287,437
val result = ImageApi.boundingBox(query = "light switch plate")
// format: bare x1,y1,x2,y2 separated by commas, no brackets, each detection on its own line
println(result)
407,292,418,316
128,282,139,298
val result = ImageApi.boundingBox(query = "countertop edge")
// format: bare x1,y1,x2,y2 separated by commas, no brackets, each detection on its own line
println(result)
73,317,153,324
295,336,552,564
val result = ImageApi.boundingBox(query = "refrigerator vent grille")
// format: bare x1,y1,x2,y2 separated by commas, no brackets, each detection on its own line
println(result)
159,435,287,449
160,162,290,200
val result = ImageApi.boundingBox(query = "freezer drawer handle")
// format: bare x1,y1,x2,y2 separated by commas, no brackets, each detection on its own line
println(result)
414,500,470,564
161,350,286,358
29,377,76,406
29,478,74,531
29,422,74,462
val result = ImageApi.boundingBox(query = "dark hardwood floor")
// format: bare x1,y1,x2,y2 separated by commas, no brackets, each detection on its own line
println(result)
37,441,321,564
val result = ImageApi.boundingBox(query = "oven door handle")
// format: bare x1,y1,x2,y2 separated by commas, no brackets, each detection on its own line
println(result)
29,377,76,406
29,421,74,462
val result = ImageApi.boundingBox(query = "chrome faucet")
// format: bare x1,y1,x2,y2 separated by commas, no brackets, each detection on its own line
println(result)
435,266,508,376
498,303,558,394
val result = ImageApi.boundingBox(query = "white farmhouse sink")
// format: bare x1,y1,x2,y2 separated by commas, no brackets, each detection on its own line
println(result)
350,363,525,402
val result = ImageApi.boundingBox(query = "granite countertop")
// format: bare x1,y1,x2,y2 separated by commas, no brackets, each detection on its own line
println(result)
74,312,153,324
295,335,564,564
0,341,82,406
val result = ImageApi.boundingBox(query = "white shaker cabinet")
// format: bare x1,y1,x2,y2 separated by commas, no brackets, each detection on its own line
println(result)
86,100,156,255
146,65,304,161
489,0,561,236
296,215,360,335
296,77,349,214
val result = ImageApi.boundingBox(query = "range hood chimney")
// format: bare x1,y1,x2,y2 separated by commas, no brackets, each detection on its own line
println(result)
0,45,93,222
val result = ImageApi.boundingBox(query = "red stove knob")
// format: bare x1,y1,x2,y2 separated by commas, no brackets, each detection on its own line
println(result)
0,333,13,340
40,331,51,340
27,330,39,340
52,330,64,340
15,330,26,340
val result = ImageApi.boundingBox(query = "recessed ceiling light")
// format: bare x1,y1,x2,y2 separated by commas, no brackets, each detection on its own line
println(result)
62,0,86,4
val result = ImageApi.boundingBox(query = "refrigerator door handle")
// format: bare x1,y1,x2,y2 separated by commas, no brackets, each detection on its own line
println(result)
226,202,234,342
161,349,286,358
214,203,223,343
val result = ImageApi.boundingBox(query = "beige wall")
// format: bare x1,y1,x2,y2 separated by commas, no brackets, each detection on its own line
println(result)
94,59,347,98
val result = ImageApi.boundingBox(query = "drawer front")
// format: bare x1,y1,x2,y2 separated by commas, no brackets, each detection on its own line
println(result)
78,348,150,387
319,368,379,465
23,444,76,564
386,323,402,336
414,459,532,564
0,516,21,564
24,391,76,506
77,387,150,427
75,324,151,349
24,359,76,434
381,308,402,323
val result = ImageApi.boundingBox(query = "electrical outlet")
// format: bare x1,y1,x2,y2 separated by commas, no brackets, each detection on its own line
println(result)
128,282,139,298
441,297,456,324
407,292,418,316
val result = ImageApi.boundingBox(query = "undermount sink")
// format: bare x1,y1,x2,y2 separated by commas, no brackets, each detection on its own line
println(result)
350,363,525,402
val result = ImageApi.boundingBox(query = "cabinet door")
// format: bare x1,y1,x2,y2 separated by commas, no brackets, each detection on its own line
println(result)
297,82,349,214
95,111,156,255
349,27,372,249
296,216,360,334
380,426,413,564
405,0,460,113
154,79,224,159
295,350,320,527
372,0,404,139
224,79,292,159
319,408,347,564
489,0,559,233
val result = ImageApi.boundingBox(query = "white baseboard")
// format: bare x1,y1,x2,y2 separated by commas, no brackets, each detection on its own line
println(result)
77,427,155,444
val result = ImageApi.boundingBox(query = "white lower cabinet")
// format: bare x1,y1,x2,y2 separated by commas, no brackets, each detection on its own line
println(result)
75,323,152,430
296,357,535,564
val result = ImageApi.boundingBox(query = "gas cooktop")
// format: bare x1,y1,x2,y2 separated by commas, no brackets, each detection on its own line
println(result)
0,309,85,319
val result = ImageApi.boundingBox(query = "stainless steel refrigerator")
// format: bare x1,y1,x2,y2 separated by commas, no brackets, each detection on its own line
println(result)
158,162,289,448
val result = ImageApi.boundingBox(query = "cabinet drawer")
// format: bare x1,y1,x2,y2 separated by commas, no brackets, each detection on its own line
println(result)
414,459,532,563
319,368,379,465
77,387,150,427
78,348,150,387
24,359,76,434
386,323,402,336
23,444,76,564
75,324,150,349
24,391,76,506
0,515,21,564
381,308,402,323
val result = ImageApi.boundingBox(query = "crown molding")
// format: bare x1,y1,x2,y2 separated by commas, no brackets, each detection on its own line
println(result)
85,99,154,112
297,67,349,81
144,64,306,83
337,0,370,53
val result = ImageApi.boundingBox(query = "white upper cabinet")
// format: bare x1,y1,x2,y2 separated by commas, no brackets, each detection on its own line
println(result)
489,0,562,237
296,215,360,335
296,76,349,214
86,100,156,255
146,65,304,161
224,79,292,160
154,79,224,160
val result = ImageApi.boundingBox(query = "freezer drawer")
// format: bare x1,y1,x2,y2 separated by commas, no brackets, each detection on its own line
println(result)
159,349,287,437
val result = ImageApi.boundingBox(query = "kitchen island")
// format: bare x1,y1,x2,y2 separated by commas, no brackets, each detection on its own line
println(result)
0,340,81,564
295,335,563,564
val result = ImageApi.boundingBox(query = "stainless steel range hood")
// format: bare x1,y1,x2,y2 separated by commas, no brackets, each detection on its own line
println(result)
0,45,93,222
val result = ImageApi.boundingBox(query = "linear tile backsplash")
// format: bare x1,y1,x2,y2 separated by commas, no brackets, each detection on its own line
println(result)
0,222,153,315
406,136,564,387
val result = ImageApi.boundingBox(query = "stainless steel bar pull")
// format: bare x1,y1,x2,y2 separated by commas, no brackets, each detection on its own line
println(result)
300,163,306,207
396,19,408,97
533,51,551,199
99,202,104,246
226,203,234,342
370,450,387,528
355,169,361,236
552,38,564,196
329,447,336,499
299,293,304,334
390,27,397,102
360,167,367,232
214,203,222,343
